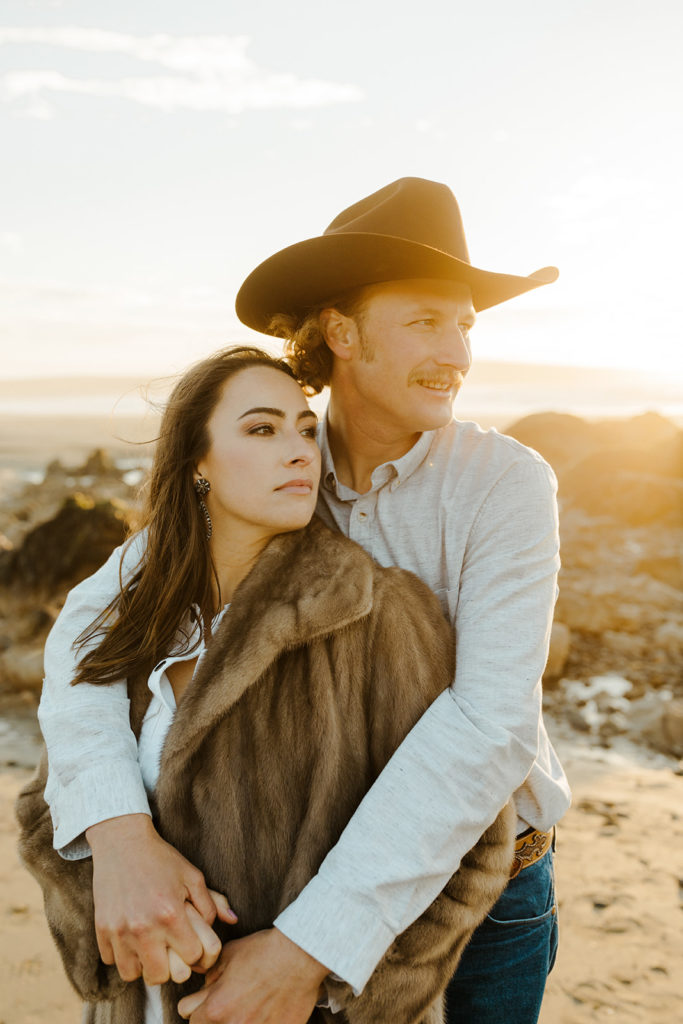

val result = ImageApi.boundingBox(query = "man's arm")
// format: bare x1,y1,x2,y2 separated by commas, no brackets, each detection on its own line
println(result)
273,459,563,990
39,533,221,981
189,457,564,1024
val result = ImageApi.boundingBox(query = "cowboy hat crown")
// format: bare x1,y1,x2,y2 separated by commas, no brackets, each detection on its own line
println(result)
235,177,558,333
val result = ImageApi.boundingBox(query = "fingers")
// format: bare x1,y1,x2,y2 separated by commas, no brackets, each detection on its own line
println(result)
207,888,238,926
140,901,221,986
110,899,207,984
165,898,232,981
170,890,236,977
96,895,235,986
116,960,145,984
177,986,209,1020
185,868,220,924
168,948,192,984
118,929,171,984
156,902,205,972
183,904,222,974
94,923,115,966
95,917,147,982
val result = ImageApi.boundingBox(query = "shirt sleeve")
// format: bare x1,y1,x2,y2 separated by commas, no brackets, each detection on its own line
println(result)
38,532,152,859
275,457,561,993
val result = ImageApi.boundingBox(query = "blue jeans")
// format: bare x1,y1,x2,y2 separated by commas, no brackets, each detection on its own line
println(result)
444,846,558,1024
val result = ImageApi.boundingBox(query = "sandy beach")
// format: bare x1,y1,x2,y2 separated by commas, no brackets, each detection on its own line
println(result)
1,716,681,1023
538,740,683,1022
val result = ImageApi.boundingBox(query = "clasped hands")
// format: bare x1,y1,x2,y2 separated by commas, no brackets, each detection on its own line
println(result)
86,814,328,1023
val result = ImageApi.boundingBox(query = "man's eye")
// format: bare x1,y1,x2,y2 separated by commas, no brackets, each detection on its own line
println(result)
412,318,435,327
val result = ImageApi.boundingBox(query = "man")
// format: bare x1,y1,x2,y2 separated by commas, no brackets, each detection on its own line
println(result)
39,177,571,1023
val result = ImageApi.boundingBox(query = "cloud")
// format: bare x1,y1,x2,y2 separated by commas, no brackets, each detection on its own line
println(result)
0,26,363,114
543,174,653,220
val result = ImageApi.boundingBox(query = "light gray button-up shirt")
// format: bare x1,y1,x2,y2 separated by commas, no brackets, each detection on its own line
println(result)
39,415,570,995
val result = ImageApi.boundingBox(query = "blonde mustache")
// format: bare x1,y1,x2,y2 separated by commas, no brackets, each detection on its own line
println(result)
408,371,465,389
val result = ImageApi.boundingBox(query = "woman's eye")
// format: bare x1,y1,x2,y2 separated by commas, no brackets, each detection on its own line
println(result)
248,423,275,436
301,426,317,438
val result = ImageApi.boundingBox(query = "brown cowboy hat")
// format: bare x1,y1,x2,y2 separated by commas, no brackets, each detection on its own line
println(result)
235,176,558,333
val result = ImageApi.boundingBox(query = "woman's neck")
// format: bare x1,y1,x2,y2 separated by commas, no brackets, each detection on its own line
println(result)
208,528,272,605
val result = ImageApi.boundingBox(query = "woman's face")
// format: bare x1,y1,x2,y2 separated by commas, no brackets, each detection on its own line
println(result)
196,365,321,543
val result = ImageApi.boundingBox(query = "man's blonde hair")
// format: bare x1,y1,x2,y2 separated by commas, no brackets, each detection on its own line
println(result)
269,287,368,395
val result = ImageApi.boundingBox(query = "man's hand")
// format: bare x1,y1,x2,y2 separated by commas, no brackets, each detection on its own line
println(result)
86,813,237,984
177,928,329,1023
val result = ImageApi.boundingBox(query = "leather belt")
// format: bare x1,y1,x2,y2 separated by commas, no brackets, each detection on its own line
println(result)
509,827,554,879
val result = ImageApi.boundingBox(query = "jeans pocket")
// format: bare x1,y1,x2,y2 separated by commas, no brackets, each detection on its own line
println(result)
486,903,557,929
484,850,556,930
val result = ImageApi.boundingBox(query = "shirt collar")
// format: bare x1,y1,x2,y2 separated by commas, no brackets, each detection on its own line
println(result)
147,602,231,703
318,413,436,498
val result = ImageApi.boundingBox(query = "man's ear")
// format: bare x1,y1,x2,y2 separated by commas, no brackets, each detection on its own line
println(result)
319,308,356,362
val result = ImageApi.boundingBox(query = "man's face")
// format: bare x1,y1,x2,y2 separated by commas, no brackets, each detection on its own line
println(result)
334,278,475,437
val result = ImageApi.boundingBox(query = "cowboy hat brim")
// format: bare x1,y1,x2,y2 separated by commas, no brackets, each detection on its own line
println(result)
235,232,559,334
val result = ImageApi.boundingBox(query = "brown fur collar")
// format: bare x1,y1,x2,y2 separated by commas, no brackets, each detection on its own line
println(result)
148,516,375,760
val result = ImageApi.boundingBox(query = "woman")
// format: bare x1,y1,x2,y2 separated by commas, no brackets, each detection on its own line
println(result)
17,347,515,1024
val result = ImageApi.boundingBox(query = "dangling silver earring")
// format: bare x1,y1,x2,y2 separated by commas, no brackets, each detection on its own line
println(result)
194,477,213,539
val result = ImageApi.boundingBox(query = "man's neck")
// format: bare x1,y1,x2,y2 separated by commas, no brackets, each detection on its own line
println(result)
326,396,421,494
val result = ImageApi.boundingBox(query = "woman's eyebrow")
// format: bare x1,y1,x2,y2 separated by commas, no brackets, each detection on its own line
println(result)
237,407,318,421
238,406,284,420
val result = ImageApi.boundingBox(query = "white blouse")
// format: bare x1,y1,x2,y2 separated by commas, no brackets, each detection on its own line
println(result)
138,606,229,1024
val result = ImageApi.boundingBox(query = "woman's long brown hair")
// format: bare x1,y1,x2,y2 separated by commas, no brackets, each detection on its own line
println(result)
73,347,299,686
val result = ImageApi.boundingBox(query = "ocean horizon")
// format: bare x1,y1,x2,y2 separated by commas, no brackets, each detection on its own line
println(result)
1,361,681,426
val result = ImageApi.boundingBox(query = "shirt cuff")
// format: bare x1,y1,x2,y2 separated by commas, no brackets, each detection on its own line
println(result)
50,761,152,860
274,874,395,996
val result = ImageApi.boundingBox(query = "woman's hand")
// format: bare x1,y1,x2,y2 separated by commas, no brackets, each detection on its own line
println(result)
86,813,237,984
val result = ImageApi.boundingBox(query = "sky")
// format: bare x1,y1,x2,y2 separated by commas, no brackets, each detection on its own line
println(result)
1,0,682,382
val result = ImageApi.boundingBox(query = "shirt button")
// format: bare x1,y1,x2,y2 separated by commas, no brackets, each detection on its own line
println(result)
358,511,367,519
